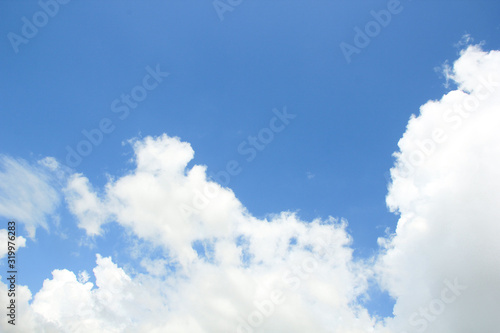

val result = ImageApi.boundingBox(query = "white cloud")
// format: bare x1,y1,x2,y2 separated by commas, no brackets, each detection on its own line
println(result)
22,228,371,332
0,156,61,237
64,174,109,236
0,278,58,333
377,44,500,332
65,134,247,267
36,134,375,332
0,229,26,259
78,270,90,283
4,43,500,333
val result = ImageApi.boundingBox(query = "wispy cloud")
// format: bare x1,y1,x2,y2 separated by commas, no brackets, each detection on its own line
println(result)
0,155,61,237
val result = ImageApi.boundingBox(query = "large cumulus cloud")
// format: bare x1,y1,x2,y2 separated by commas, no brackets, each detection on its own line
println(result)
377,44,500,333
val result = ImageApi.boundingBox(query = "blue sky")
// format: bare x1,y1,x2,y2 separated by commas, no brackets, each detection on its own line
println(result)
1,1,500,332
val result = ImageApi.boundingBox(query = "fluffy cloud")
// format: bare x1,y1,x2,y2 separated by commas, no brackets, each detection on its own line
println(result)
4,44,500,333
61,134,374,332
378,45,500,332
65,134,247,267
0,229,26,259
1,137,376,333
24,224,372,332
0,156,61,237
3,218,373,332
